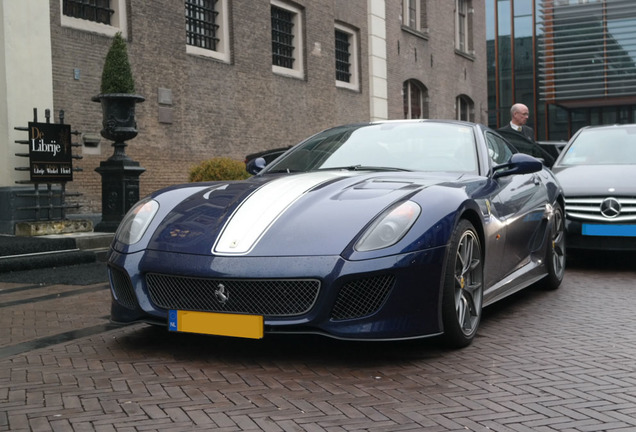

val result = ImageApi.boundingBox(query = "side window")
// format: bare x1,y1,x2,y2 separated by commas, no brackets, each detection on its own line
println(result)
485,133,513,165
500,133,556,167
506,136,536,157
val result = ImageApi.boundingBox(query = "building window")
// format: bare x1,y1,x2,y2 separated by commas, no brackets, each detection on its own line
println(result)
272,6,294,68
185,0,230,62
335,30,350,82
455,0,473,54
402,0,427,32
335,23,359,91
271,1,304,78
456,95,475,122
403,80,428,119
60,0,127,36
63,0,112,25
186,0,219,50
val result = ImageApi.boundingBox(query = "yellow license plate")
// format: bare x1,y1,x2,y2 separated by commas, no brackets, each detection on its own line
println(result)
168,310,264,339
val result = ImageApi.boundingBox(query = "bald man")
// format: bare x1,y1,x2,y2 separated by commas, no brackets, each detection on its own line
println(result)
498,103,534,140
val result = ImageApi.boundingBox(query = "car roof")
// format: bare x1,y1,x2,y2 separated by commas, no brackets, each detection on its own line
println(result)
575,123,636,132
368,118,482,127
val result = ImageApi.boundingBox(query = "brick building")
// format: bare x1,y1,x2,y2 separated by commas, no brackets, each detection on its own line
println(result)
0,0,485,232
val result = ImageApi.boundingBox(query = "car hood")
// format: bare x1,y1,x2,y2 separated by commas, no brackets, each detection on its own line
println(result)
552,164,636,197
145,171,468,257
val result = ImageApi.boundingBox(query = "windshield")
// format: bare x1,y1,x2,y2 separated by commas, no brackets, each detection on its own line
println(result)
559,125,636,166
263,122,478,174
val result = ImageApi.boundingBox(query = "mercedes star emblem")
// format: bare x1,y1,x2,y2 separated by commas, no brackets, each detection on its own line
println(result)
600,197,621,219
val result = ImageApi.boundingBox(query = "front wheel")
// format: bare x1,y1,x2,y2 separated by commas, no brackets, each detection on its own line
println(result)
540,202,566,290
440,219,484,349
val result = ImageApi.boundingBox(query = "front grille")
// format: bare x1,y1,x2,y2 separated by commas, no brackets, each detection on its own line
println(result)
146,273,320,317
564,196,636,222
330,274,395,321
109,266,138,310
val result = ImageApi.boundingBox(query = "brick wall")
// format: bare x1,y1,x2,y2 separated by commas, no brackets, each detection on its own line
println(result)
385,1,487,122
49,0,372,213
49,0,486,215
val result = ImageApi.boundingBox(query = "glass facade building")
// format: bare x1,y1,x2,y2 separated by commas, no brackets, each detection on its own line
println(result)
487,0,636,141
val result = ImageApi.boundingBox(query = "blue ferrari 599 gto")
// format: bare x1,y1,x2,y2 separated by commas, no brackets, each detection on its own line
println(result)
107,120,565,348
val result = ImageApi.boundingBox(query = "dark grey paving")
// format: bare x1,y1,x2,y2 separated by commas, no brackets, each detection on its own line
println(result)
1,254,635,431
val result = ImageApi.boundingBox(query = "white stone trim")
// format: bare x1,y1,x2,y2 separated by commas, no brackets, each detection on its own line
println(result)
367,0,388,121
0,0,54,186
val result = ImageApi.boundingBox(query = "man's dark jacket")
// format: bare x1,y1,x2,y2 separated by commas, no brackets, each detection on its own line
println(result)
498,124,534,140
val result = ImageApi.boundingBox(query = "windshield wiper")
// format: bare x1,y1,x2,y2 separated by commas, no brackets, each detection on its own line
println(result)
318,165,411,172
264,169,303,174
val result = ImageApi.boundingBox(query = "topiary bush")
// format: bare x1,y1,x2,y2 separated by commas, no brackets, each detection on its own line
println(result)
100,32,136,94
189,157,251,182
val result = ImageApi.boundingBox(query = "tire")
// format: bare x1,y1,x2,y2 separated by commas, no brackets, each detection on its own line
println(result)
540,202,566,290
440,219,484,349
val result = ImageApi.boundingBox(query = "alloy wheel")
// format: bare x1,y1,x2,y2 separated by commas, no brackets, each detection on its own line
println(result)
454,230,483,336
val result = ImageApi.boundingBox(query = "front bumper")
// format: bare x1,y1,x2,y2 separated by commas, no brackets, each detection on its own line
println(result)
565,219,636,251
107,246,447,341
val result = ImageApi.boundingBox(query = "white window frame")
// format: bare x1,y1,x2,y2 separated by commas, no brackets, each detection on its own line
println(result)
456,95,475,122
271,0,304,79
60,0,128,38
335,23,359,91
186,0,231,63
402,0,422,31
455,0,473,55
403,80,428,119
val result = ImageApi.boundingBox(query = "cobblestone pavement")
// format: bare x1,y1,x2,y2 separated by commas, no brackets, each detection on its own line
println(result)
1,254,635,431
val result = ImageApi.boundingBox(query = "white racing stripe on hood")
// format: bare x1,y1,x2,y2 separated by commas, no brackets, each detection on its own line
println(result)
213,172,345,255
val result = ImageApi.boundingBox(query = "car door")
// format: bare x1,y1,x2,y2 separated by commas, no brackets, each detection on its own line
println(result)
484,132,549,286
496,129,556,167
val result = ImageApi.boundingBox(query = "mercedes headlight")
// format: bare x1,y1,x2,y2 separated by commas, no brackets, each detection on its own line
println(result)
355,201,421,252
115,198,159,245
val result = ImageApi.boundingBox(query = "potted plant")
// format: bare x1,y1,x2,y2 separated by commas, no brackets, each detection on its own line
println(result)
92,32,144,160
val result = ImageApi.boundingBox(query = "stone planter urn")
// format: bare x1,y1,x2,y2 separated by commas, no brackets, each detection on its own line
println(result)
92,93,145,161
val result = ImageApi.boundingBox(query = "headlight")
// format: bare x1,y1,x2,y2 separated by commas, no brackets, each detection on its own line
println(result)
355,201,421,252
115,198,159,245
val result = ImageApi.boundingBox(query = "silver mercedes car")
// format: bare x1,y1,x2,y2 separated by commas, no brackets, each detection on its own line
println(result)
552,123,636,251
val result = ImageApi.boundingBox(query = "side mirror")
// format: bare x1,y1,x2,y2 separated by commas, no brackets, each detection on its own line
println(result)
492,153,543,179
246,157,267,175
